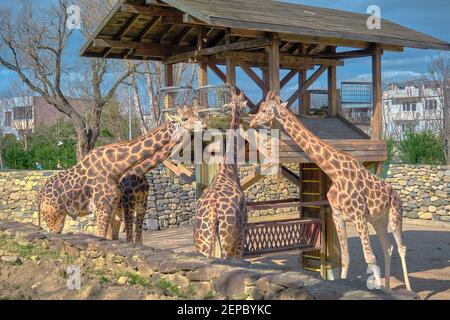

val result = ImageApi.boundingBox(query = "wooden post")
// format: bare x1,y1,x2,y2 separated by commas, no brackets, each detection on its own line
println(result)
372,44,383,174
196,27,219,197
268,35,281,177
372,44,383,140
164,64,174,111
268,36,281,92
225,29,236,87
299,44,308,115
327,47,338,117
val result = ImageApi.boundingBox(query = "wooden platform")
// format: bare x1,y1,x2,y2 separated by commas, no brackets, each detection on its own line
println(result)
278,117,386,163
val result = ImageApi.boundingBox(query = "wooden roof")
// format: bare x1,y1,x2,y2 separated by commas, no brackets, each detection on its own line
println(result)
80,0,450,61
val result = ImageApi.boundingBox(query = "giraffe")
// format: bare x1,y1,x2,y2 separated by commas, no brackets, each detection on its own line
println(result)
249,92,412,291
37,113,200,240
108,106,201,244
194,92,248,259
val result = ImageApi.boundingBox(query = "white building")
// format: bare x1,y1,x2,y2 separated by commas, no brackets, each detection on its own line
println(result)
383,82,443,140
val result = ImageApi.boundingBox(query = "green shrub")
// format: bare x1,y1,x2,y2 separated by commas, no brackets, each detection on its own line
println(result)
398,131,445,165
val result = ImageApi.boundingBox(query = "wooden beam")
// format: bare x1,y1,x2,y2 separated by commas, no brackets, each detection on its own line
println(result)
307,48,376,60
92,39,194,57
154,24,177,43
117,14,141,39
165,64,174,108
229,29,404,52
372,44,383,140
137,16,162,41
219,51,343,67
174,26,195,45
121,4,181,17
287,65,328,107
164,38,272,64
207,64,257,110
281,166,301,187
299,43,308,114
238,61,268,92
280,70,298,89
307,44,319,54
328,47,338,117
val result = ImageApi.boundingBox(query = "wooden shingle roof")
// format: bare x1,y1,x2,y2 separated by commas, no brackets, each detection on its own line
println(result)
163,0,450,50
80,0,450,61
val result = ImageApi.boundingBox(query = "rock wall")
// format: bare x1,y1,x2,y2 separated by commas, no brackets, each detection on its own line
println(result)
0,220,400,300
385,165,450,222
145,164,300,230
1,164,448,234
0,170,96,233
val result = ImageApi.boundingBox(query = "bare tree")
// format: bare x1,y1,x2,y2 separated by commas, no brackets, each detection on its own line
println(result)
0,0,135,160
130,62,197,134
424,53,450,164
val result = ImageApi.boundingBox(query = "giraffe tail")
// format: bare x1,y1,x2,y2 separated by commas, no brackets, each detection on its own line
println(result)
35,191,42,228
208,209,222,259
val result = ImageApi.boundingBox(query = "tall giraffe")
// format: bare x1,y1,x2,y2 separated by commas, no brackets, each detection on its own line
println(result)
109,106,200,244
38,115,199,240
194,92,248,259
249,92,411,291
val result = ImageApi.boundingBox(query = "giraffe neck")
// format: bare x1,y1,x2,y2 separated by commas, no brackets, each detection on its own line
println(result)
124,137,180,178
112,122,178,178
275,107,344,180
221,108,241,177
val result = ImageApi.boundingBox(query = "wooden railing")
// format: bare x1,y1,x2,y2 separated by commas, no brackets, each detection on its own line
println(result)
243,218,322,258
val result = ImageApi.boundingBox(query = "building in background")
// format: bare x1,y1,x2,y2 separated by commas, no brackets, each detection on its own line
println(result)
0,96,86,139
383,81,443,140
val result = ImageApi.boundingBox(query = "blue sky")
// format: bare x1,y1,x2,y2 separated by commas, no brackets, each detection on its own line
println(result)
0,0,449,103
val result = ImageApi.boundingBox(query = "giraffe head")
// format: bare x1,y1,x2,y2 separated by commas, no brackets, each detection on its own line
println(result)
249,91,288,128
223,90,248,116
168,104,205,132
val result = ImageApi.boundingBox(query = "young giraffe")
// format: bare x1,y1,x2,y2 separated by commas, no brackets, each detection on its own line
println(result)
108,106,201,244
37,116,197,240
250,92,412,291
194,92,248,259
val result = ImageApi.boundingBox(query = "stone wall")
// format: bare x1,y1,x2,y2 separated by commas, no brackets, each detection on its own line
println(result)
145,164,300,230
0,170,96,233
385,165,450,222
1,164,447,234
0,165,299,233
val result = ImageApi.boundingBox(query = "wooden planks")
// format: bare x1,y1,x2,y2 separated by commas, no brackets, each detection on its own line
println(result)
161,0,450,50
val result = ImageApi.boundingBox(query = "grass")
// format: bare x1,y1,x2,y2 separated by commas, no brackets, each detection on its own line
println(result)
155,279,195,299
0,236,59,261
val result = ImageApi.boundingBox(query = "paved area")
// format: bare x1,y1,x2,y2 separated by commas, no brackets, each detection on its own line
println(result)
143,220,450,300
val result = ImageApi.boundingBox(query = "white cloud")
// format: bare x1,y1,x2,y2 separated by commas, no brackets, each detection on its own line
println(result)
346,70,422,83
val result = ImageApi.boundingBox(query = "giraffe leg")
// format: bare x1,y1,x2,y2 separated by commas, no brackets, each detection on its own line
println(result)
371,217,393,290
331,209,350,279
389,211,412,291
106,218,121,241
134,200,147,245
354,217,382,289
123,204,134,243
95,201,118,239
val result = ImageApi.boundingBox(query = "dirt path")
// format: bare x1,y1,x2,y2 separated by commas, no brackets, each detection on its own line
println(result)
143,221,450,300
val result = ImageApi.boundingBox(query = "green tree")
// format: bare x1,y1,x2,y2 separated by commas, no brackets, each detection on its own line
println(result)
398,131,445,165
